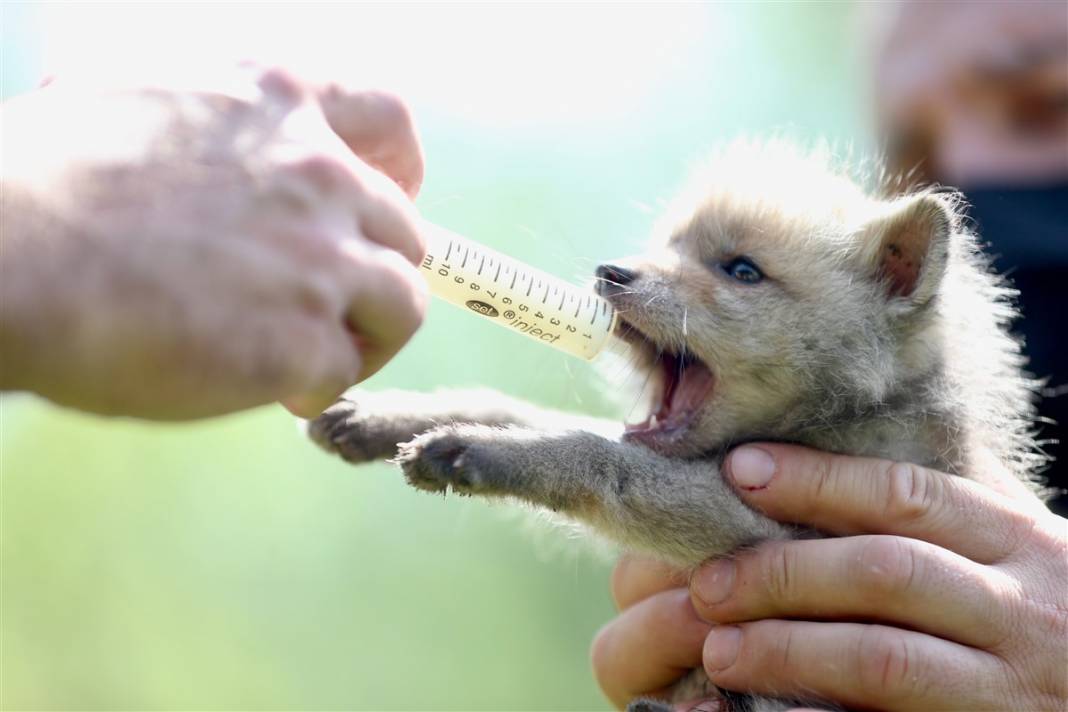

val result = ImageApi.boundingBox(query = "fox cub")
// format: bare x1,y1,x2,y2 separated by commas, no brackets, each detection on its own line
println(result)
308,140,1044,712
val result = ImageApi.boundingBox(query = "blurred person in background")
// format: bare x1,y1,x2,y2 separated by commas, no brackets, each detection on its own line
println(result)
592,3,1068,710
0,66,427,420
875,0,1068,513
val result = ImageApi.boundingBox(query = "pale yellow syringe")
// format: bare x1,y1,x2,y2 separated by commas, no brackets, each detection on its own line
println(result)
419,223,617,360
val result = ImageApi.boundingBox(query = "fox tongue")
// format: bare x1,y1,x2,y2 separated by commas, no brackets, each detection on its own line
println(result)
661,358,715,425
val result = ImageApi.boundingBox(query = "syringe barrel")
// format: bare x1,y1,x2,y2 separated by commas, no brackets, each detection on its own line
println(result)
418,222,617,360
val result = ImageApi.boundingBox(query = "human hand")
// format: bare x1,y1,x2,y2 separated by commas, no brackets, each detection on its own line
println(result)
592,445,1068,711
874,0,1068,186
1,66,426,419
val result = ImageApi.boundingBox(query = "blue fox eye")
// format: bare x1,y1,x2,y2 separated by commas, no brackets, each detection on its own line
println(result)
721,257,764,284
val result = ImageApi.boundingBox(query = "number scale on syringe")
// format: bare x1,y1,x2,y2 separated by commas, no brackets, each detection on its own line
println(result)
419,223,617,360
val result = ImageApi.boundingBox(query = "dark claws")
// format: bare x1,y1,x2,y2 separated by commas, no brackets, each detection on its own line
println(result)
396,435,483,494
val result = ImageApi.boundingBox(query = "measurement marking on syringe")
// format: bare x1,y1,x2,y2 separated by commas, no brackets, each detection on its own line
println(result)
420,223,616,360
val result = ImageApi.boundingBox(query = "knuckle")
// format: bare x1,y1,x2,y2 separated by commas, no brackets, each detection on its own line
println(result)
806,452,838,505
856,627,923,701
745,620,800,674
999,624,1068,711
256,66,307,104
855,536,919,599
998,507,1043,562
294,272,343,320
759,542,800,605
776,623,799,672
885,461,937,523
284,153,358,196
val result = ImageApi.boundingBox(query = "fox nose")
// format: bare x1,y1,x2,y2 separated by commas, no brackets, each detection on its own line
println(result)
595,264,637,295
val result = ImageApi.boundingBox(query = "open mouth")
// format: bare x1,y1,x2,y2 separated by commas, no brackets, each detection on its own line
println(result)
616,321,716,448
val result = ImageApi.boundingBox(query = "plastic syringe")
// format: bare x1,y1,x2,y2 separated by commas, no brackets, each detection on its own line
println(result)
419,223,617,360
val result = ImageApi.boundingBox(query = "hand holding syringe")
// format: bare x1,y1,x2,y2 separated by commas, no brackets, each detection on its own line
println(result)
419,222,618,360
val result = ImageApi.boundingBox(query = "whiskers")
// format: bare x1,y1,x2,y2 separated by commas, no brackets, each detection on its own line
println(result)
624,343,662,425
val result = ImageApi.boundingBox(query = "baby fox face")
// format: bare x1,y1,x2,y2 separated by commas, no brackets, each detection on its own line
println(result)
596,143,954,457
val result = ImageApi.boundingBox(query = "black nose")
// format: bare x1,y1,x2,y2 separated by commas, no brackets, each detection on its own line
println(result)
595,264,636,295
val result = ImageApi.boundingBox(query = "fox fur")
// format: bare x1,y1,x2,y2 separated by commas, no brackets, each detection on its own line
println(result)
307,139,1045,712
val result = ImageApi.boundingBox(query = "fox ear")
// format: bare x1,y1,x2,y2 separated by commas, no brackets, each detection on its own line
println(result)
859,194,953,306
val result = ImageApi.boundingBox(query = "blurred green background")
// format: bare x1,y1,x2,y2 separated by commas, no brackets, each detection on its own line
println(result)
1,3,868,709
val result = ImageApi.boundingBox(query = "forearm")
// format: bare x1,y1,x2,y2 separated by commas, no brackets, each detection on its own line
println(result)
308,387,621,463
397,425,791,567
404,388,621,436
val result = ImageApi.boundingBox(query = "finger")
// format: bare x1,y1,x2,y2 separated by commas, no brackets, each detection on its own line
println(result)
352,171,426,267
611,555,690,611
264,143,426,267
278,308,365,418
690,535,1014,651
703,620,1011,711
282,388,347,419
317,84,424,198
725,444,1038,564
254,65,310,106
339,241,428,381
280,366,354,418
592,589,712,710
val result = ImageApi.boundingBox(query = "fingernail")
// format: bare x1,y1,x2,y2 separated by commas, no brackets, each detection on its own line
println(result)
703,626,740,673
728,447,776,490
692,559,735,607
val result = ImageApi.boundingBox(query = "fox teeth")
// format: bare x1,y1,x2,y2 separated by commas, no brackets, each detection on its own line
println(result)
649,414,659,429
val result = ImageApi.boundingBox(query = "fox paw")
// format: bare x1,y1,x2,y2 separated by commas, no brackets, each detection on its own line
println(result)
306,391,399,463
395,425,505,495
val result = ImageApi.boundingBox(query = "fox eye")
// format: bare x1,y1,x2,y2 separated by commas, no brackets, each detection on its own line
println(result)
721,256,764,284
